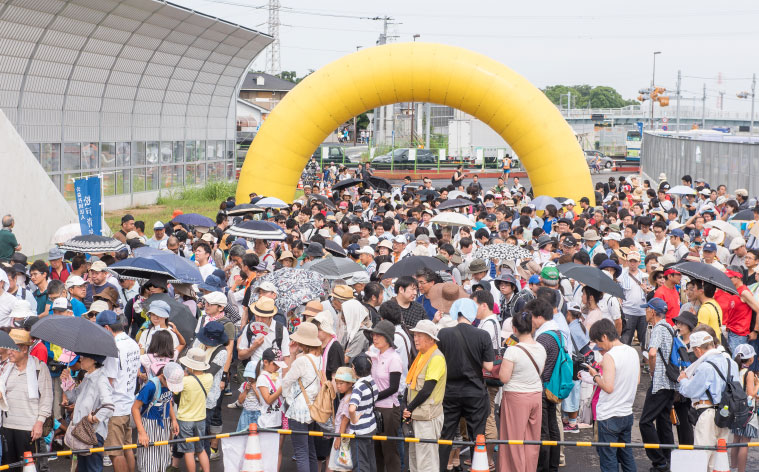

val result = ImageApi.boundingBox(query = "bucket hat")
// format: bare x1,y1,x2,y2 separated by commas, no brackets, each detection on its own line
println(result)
290,322,321,347
180,347,210,371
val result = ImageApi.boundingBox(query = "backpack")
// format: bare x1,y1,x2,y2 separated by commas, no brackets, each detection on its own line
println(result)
543,331,574,403
298,355,335,424
245,320,284,351
705,358,752,430
140,376,163,417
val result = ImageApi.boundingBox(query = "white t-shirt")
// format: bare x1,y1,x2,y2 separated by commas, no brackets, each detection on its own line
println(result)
104,332,141,416
599,294,622,321
256,371,283,428
502,342,546,393
239,381,261,412
479,315,501,350
198,263,215,282
596,344,639,421
237,321,290,374
0,291,16,327
139,326,180,357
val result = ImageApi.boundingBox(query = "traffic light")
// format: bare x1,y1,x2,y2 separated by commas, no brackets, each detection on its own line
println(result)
638,95,649,102
654,87,666,95
658,96,670,106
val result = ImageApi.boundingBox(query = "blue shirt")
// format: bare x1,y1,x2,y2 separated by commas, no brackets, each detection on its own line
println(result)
135,379,173,427
417,294,437,321
678,351,740,403
71,298,86,317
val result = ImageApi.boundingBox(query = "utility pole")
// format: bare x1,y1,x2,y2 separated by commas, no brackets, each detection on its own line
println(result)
675,70,681,134
410,34,420,147
266,0,281,75
567,91,571,118
751,73,756,136
650,51,661,130
425,103,431,149
701,84,706,129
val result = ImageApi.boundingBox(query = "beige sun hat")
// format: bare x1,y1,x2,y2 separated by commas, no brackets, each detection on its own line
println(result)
290,322,321,347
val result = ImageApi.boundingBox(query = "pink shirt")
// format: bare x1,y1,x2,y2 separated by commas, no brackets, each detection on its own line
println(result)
370,346,403,408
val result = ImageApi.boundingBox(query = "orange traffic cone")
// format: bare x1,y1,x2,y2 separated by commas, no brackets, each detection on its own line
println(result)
22,451,36,471
240,423,264,472
297,180,304,190
470,434,489,472
712,438,730,472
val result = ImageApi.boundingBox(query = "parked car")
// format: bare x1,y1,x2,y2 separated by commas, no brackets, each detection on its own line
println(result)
371,148,437,169
312,146,350,165
584,150,615,169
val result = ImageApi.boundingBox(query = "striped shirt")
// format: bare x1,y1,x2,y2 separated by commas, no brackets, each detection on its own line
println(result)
349,376,378,435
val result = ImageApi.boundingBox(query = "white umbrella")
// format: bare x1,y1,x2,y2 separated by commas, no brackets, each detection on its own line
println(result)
430,212,474,227
531,195,563,210
705,220,742,239
666,185,697,196
447,190,468,199
254,197,289,209
51,223,81,245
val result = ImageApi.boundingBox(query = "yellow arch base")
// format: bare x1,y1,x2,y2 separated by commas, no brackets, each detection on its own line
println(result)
236,42,593,204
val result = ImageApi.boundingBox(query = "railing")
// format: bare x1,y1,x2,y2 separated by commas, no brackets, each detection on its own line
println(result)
560,107,754,121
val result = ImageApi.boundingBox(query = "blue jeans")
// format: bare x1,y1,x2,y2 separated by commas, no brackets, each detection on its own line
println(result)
728,331,748,355
77,434,104,472
749,338,759,372
290,420,318,472
597,414,636,472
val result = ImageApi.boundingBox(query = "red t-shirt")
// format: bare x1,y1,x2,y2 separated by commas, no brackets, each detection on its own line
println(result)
726,285,753,336
714,290,732,318
654,285,680,326
30,341,48,364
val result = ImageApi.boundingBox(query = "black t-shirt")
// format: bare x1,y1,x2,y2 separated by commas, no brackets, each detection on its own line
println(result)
325,341,345,381
437,323,494,398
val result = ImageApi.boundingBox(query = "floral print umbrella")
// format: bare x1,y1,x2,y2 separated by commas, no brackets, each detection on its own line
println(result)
474,243,532,262
249,268,327,313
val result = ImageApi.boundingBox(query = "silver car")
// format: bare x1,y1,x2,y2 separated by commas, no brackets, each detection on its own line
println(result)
584,151,615,170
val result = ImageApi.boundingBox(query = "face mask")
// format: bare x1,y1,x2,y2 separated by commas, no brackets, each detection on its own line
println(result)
16,275,25,287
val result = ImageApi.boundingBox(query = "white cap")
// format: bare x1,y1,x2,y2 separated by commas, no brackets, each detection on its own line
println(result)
602,232,622,242
65,275,86,290
729,237,747,251
203,291,227,306
393,235,406,244
357,246,375,256
153,221,165,229
378,262,393,274
257,281,277,293
564,199,575,206
348,225,360,234
690,331,714,347
51,297,71,311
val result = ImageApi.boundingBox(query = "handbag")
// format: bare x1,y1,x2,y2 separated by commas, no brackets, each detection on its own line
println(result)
359,380,384,433
328,438,353,471
297,355,335,425
64,404,114,450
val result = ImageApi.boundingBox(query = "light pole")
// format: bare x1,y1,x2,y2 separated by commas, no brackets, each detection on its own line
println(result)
367,112,374,152
650,51,661,130
410,34,420,148
738,73,756,137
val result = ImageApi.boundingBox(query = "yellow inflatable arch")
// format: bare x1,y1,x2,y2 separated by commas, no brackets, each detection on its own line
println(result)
236,42,593,203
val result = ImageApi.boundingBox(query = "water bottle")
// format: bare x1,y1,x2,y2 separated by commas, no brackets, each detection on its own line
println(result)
719,405,730,418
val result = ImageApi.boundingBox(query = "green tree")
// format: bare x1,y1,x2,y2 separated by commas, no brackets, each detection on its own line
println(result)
276,70,298,82
542,84,637,108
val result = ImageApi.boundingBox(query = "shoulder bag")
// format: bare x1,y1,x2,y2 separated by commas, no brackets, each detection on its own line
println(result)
298,355,335,424
64,403,115,450
361,380,384,433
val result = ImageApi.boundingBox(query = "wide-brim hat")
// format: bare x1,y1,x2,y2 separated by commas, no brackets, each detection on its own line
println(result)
468,258,488,274
428,282,468,314
706,228,725,245
196,321,229,347
330,284,354,301
180,347,210,371
290,322,321,347
364,319,396,348
583,229,600,241
410,319,439,341
672,311,698,330
250,297,277,318
313,311,335,336
9,329,30,347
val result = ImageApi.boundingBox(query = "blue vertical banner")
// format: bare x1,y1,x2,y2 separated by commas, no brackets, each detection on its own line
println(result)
74,175,103,235
636,121,644,136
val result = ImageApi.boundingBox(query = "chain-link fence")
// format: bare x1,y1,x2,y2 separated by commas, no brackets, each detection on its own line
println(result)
641,133,759,195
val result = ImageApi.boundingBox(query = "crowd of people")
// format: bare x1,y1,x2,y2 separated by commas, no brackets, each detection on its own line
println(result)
0,168,758,472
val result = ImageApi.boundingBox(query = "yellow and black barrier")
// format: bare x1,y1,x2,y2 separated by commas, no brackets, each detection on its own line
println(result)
5,425,759,470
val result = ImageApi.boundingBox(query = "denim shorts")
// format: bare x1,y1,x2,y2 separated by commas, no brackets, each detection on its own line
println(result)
561,380,581,413
177,419,206,453
237,409,261,432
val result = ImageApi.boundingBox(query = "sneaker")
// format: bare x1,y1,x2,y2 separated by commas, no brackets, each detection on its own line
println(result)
559,455,566,467
564,423,579,433
103,456,112,467
227,400,242,409
210,448,222,461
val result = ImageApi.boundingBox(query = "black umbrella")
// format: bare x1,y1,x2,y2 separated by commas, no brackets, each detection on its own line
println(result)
0,331,18,351
416,189,439,200
324,240,347,257
732,209,755,221
145,293,198,344
671,261,737,295
381,256,450,280
58,235,126,254
31,315,118,357
226,203,265,216
308,194,337,210
557,263,625,299
437,198,474,210
331,178,365,192
227,220,287,240
366,176,392,192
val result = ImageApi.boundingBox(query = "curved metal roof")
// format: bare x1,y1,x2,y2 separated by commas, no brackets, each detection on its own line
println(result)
0,0,272,143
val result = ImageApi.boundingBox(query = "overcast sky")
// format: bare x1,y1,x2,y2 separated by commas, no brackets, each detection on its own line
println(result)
179,0,758,112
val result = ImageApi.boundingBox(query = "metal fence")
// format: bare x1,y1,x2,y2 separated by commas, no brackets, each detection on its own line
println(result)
641,132,759,195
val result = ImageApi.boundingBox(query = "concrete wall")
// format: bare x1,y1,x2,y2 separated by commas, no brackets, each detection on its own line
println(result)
0,110,78,256
641,132,759,196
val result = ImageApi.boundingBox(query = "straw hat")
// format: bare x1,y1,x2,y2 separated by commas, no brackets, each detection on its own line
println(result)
179,347,210,371
334,366,357,383
427,282,468,314
290,322,321,347
9,329,31,346
250,298,277,318
330,284,354,301
302,300,324,318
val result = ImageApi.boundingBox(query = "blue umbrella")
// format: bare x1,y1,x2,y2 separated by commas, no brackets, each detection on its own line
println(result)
227,220,286,240
109,252,203,284
172,213,215,227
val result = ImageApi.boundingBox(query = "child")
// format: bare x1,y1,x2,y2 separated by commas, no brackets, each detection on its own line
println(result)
173,348,213,472
132,362,183,472
255,347,286,472
332,366,357,472
138,300,185,358
348,354,378,472
236,359,262,432
731,344,758,472
564,303,590,433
